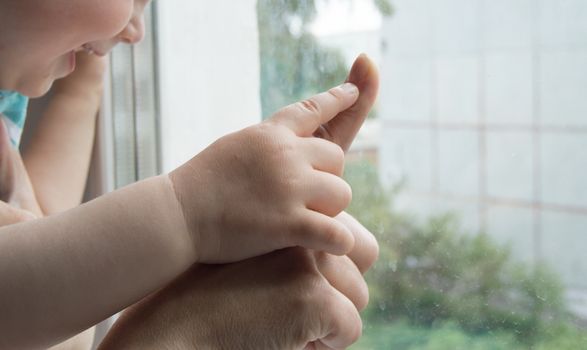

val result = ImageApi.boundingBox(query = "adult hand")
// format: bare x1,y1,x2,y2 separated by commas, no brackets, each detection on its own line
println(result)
98,211,379,350
169,54,378,264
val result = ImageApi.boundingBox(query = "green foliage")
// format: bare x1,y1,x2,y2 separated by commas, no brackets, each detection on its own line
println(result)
352,321,587,350
344,160,583,346
352,321,522,350
373,0,394,16
535,322,587,349
257,0,392,118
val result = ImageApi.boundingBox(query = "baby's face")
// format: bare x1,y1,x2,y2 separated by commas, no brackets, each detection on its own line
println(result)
0,0,151,97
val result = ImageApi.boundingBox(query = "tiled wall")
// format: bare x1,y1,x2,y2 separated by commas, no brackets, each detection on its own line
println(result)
379,0,587,290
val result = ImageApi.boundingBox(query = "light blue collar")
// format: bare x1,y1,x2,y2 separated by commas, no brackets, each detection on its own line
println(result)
0,90,29,147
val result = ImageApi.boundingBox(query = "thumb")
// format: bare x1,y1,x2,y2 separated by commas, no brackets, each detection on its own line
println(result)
269,83,359,137
315,54,380,152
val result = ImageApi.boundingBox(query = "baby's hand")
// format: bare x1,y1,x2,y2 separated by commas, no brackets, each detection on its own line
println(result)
170,83,360,263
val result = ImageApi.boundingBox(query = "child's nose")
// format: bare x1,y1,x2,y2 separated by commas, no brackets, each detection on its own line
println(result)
118,18,145,44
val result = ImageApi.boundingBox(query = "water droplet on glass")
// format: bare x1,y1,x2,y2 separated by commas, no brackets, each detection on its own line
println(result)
378,301,387,311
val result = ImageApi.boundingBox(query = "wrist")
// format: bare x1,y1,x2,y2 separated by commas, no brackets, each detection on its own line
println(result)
168,160,210,263
110,175,199,268
152,175,199,263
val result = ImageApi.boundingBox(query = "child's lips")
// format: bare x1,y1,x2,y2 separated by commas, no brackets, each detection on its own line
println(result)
81,44,107,57
81,44,95,55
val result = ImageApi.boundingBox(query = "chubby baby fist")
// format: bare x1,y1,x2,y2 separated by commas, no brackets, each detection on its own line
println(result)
169,82,360,263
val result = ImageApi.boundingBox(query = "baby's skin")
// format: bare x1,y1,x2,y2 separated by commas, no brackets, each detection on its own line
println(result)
0,54,379,349
98,54,380,350
0,0,381,347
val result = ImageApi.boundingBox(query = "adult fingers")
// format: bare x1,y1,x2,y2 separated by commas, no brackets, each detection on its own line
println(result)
315,252,369,311
316,287,363,349
290,210,355,256
335,211,379,274
270,83,359,137
301,138,345,177
315,54,380,152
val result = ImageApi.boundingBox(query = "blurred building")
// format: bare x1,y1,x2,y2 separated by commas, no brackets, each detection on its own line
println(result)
378,0,587,315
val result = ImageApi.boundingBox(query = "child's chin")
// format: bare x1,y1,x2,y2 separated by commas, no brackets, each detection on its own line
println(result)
18,79,55,98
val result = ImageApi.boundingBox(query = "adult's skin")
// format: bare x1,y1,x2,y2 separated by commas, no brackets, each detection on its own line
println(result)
99,213,378,350
99,55,380,349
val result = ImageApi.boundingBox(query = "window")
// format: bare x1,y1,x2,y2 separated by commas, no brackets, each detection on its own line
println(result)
257,0,587,348
108,1,587,348
109,2,160,187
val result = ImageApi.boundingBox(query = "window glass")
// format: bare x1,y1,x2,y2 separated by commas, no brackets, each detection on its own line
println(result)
155,1,261,171
110,3,160,187
258,0,587,348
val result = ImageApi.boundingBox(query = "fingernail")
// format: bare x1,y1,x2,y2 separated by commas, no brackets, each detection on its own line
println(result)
339,82,358,95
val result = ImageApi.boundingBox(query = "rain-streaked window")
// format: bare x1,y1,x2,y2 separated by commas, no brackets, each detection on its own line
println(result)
110,3,160,187
109,1,587,348
258,0,587,348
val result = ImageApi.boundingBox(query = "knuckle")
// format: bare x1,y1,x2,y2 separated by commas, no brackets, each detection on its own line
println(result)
317,286,338,311
281,175,302,200
286,246,319,275
290,211,317,238
249,122,278,143
290,214,310,239
298,98,322,121
327,86,346,103
313,250,331,268
294,275,330,317
251,123,297,163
